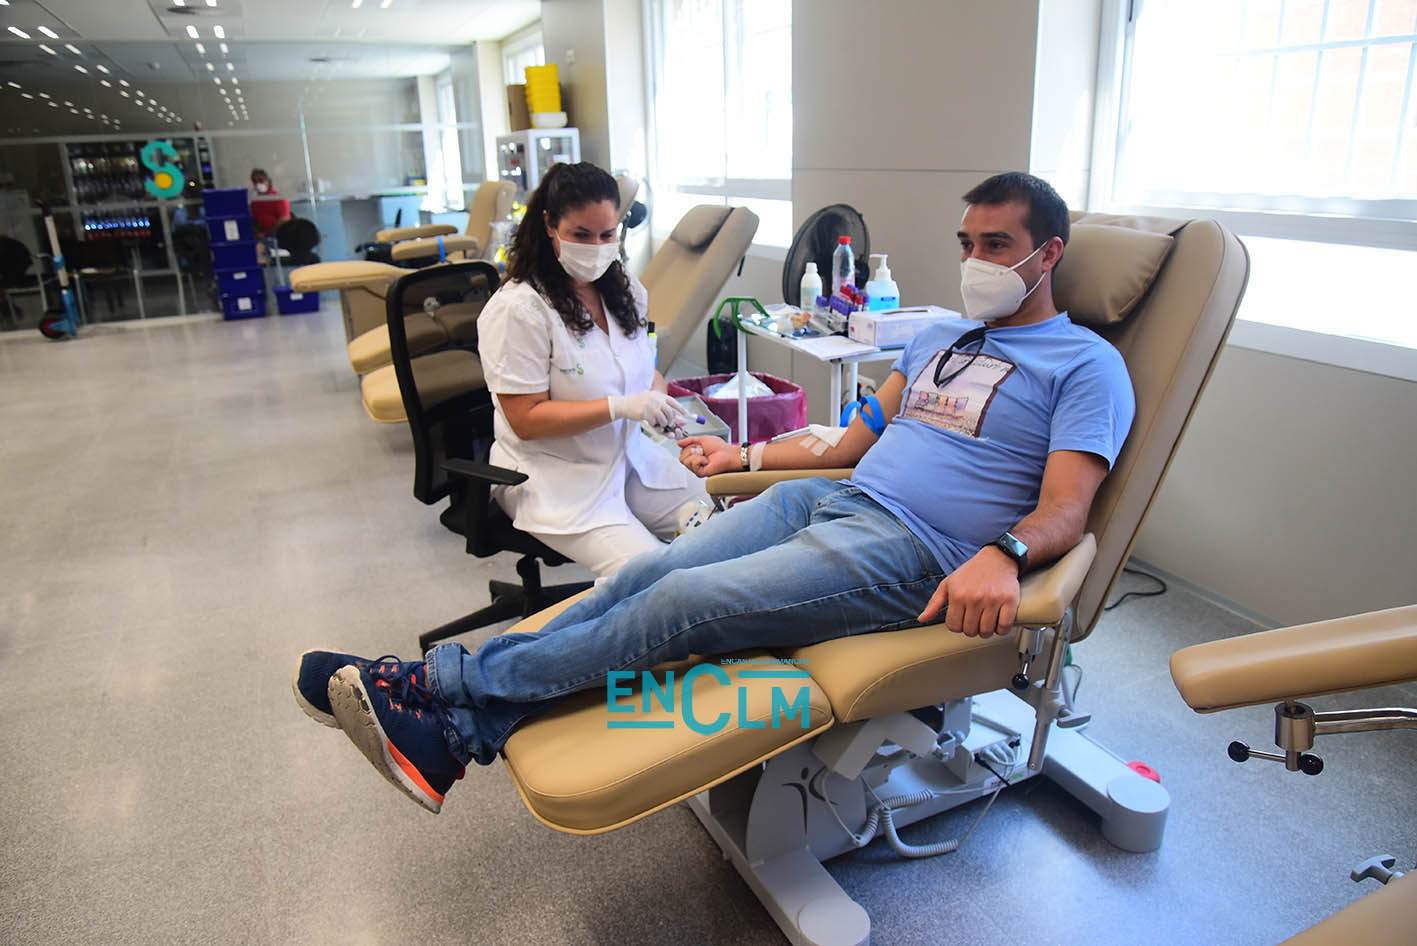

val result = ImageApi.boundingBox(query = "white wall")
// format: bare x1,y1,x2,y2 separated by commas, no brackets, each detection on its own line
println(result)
541,0,611,167
1134,342,1417,626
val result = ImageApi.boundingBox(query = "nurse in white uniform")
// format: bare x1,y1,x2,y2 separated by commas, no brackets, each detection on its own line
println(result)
476,162,710,578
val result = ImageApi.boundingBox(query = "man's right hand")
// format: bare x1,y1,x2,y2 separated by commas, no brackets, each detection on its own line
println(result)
678,436,740,477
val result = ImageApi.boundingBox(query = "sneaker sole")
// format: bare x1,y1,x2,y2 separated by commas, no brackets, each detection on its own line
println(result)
328,666,444,814
290,652,338,728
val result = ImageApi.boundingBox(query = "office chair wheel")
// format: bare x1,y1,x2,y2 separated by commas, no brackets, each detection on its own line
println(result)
38,316,67,339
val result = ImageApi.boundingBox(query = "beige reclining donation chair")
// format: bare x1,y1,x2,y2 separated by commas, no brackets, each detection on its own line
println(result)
288,180,516,385
1171,605,1417,945
489,213,1250,946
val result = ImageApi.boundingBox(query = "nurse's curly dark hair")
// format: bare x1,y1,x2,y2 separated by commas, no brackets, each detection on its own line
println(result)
507,162,642,338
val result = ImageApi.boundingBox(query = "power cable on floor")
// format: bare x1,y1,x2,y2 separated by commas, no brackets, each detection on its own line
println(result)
1104,566,1168,611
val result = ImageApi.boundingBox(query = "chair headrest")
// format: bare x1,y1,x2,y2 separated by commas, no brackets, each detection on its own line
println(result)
668,205,733,251
1052,223,1175,326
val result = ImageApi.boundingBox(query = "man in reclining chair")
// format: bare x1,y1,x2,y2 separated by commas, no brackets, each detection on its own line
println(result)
292,172,1135,814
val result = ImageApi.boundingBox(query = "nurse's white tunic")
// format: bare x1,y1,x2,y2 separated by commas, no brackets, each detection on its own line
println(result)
476,275,697,537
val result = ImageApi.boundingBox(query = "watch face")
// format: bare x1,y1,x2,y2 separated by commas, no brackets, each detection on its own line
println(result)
996,532,1028,563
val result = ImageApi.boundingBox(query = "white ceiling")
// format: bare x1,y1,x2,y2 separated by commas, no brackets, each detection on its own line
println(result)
0,0,538,134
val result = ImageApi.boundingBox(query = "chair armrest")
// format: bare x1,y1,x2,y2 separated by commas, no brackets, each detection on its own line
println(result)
376,224,457,243
390,235,481,262
442,457,528,488
289,260,405,292
1015,533,1097,626
705,468,856,498
1170,605,1417,713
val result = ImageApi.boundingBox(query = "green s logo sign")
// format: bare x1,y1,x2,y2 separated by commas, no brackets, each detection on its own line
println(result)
141,140,185,199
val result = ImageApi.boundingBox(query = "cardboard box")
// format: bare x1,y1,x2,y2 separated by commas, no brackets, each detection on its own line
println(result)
507,84,531,132
848,305,961,347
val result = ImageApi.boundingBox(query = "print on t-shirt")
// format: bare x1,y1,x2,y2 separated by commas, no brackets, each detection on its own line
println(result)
901,348,1016,438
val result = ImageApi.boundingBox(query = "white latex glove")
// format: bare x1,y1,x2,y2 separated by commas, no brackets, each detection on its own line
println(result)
608,390,691,429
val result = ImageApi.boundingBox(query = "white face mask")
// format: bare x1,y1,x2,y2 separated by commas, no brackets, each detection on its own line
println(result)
254,182,270,194
959,241,1048,322
556,239,620,283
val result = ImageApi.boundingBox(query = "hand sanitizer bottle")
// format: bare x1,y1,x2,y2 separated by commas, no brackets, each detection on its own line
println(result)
865,254,900,311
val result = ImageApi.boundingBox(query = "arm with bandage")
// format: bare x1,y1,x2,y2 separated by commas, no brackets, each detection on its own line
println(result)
678,371,907,477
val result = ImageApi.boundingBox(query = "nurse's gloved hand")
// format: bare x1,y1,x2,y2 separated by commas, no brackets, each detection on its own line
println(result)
608,391,691,430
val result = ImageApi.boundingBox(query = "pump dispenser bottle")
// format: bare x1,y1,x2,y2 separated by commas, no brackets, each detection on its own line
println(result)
865,253,900,310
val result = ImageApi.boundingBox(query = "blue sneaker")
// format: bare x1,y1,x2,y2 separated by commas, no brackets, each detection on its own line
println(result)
291,651,422,727
328,663,465,813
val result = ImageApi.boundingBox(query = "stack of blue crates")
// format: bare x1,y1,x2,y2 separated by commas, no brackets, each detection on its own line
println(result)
201,187,265,319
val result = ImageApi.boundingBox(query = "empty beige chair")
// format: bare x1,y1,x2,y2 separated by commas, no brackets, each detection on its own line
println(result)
289,180,515,379
381,179,516,265
640,205,760,371
1172,605,1417,945
492,213,1250,944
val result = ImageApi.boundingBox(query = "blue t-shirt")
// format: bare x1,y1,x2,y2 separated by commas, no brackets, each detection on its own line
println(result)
850,314,1134,572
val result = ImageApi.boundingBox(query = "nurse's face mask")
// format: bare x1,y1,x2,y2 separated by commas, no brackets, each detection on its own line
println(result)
547,200,622,283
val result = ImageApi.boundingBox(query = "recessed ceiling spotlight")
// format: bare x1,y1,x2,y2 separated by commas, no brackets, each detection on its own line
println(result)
186,25,199,39
119,79,129,87
21,92,34,99
231,77,239,85
7,27,30,39
38,91,49,98
38,44,55,55
206,62,214,71
352,0,362,7
195,42,205,54
226,62,233,71
135,89,144,95
219,43,228,54
37,26,58,38
74,65,86,73
380,0,392,7
206,0,217,6
63,99,72,105
64,43,81,55
96,64,108,73
100,79,111,87
5,81,18,88
213,77,221,84
120,90,129,97
174,0,185,5
47,100,57,107
213,25,225,39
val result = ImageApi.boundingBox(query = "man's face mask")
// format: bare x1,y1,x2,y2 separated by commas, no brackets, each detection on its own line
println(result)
556,239,620,283
959,241,1049,322
254,181,270,194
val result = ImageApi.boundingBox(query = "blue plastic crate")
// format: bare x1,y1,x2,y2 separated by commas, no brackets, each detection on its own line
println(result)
215,266,264,296
274,286,319,315
210,241,258,270
201,187,248,217
221,293,266,320
208,214,253,245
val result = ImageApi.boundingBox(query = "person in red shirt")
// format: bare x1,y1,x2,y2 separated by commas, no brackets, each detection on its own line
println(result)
249,168,291,239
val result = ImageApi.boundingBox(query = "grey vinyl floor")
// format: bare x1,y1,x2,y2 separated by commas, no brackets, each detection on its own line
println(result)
2,309,1413,946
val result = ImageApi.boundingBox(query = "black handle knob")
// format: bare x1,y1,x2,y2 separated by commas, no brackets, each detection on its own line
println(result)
1299,753,1324,776
1011,673,1030,691
1227,741,1251,763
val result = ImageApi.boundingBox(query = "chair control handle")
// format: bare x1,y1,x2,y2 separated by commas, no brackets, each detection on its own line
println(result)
1351,854,1406,886
1227,740,1324,775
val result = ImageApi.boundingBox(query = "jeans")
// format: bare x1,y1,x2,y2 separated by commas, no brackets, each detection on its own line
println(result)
425,478,945,765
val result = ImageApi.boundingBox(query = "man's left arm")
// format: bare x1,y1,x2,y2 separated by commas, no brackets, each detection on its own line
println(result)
917,449,1110,638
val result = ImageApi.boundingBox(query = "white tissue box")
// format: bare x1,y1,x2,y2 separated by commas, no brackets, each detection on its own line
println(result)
848,305,961,348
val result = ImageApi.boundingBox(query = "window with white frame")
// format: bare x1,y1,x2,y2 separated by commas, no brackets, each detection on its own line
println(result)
1097,0,1417,352
646,0,792,246
502,24,546,88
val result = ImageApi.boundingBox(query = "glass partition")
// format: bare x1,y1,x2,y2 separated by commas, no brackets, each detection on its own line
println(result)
0,39,491,330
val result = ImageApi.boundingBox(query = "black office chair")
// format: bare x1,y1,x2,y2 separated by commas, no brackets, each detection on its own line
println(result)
382,262,594,650
275,217,321,266
172,223,217,310
0,236,35,328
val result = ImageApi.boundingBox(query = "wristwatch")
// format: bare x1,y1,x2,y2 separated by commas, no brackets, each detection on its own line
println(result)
990,531,1029,575
740,442,750,471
